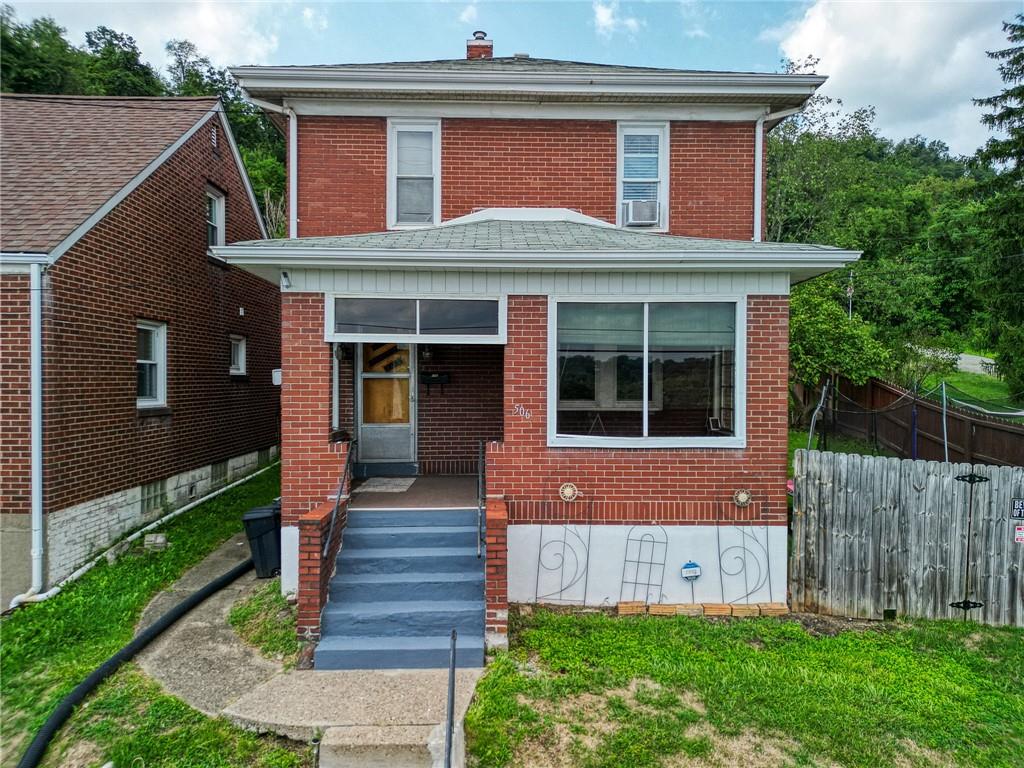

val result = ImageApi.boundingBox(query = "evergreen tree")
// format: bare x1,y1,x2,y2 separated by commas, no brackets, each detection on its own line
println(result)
974,14,1024,395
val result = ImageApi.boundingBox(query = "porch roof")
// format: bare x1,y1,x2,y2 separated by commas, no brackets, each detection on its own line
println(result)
214,209,860,281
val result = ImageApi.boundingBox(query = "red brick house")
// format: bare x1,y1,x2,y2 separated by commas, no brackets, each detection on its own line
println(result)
220,34,859,669
0,96,280,608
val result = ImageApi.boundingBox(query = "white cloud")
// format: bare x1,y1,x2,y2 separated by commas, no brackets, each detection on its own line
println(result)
593,1,641,39
459,2,478,25
10,1,284,68
774,0,1015,155
301,6,328,32
679,0,709,40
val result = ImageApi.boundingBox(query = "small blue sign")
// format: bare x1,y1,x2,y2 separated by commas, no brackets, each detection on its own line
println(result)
681,561,701,581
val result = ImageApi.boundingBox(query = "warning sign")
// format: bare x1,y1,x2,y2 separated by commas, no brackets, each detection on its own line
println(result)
1016,525,1024,545
1012,498,1024,519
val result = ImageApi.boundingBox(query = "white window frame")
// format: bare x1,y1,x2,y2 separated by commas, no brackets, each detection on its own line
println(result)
229,334,247,375
324,294,507,345
616,122,670,232
386,119,442,229
546,295,746,449
136,320,167,409
206,187,226,247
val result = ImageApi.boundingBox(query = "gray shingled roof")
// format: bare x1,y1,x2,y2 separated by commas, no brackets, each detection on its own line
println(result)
255,57,767,76
235,219,843,253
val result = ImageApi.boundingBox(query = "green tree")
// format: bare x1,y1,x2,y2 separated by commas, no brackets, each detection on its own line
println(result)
0,7,90,93
83,26,164,96
974,14,1024,395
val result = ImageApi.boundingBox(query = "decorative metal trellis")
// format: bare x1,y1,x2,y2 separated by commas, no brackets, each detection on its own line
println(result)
619,525,668,603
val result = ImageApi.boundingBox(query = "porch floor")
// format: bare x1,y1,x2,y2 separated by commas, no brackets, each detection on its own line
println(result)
349,475,477,509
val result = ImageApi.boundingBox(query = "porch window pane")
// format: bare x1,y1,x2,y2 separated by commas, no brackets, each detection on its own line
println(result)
648,302,735,437
419,300,498,335
362,378,410,424
334,298,416,335
396,178,434,223
362,343,411,374
556,302,643,437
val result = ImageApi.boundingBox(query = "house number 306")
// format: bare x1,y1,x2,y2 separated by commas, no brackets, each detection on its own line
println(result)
513,404,532,419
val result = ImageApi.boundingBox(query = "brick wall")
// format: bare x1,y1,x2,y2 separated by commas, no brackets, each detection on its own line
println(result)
417,344,504,474
297,497,347,639
294,116,761,240
0,274,30,514
488,295,790,524
40,114,280,516
281,292,345,525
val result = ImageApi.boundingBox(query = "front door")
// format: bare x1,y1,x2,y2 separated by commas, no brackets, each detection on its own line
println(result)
356,342,416,473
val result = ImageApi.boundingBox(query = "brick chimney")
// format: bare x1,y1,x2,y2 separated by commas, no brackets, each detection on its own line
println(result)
467,30,493,59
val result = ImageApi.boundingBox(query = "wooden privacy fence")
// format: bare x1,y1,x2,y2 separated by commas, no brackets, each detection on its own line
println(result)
791,449,1024,627
834,378,1024,467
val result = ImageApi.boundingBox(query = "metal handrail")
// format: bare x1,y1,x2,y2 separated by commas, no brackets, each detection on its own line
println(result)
476,440,485,558
443,628,457,768
323,440,357,558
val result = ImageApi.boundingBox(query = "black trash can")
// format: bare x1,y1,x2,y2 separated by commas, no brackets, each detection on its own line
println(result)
243,502,281,578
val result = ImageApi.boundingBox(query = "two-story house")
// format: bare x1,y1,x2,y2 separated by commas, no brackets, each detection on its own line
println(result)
219,33,859,669
0,95,280,609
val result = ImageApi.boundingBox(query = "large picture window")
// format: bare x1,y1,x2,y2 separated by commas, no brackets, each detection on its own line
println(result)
551,300,742,447
328,296,505,344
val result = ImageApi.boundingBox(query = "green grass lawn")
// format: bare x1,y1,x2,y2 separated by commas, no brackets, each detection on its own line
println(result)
924,370,1022,408
229,577,304,669
466,609,1024,768
0,464,311,768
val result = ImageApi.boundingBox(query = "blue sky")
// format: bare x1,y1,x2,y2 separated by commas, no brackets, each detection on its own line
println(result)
10,1,1019,154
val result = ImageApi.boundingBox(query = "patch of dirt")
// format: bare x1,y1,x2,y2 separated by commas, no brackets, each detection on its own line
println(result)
45,739,104,768
963,632,985,651
787,612,890,637
664,722,815,768
513,679,696,768
892,739,957,768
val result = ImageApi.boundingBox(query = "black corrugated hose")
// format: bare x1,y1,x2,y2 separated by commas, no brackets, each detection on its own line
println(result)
16,558,255,768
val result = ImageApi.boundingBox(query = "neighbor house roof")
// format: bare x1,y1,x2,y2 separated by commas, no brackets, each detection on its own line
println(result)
0,94,265,257
215,209,860,283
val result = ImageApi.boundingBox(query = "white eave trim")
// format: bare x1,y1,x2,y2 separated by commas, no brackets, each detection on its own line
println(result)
231,66,825,96
214,245,861,272
46,103,267,264
1,252,51,273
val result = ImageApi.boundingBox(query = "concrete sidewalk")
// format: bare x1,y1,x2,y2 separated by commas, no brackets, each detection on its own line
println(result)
136,535,482,767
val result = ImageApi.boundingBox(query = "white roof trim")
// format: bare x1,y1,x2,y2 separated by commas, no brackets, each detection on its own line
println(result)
47,103,266,263
216,245,860,274
1,252,50,274
437,208,616,228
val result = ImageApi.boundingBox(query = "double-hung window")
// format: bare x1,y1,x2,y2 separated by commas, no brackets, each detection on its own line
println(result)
550,299,744,447
206,187,225,247
137,321,167,408
387,120,441,228
617,122,669,230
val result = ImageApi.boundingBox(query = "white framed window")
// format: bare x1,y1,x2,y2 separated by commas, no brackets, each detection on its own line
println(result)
616,122,669,231
136,320,167,409
387,119,441,229
206,187,225,247
325,295,506,345
229,335,247,375
547,297,746,448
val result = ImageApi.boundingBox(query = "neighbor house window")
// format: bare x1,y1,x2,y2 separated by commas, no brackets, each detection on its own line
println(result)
206,188,225,246
387,120,441,228
210,460,228,487
550,300,742,447
229,335,246,375
136,321,167,408
617,122,669,230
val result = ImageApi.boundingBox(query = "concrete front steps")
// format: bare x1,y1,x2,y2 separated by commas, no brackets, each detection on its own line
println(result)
315,507,485,670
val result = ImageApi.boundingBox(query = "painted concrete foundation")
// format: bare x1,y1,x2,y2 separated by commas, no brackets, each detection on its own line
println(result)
507,523,788,606
0,445,277,607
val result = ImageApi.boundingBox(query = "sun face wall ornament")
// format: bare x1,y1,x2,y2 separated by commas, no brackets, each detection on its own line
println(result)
559,482,579,502
733,488,753,508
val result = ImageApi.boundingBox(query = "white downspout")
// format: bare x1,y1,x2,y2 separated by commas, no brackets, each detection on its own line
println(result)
10,262,54,608
753,106,801,243
247,96,298,238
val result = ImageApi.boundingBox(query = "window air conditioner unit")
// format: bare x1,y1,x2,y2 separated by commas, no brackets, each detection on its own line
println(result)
623,200,659,227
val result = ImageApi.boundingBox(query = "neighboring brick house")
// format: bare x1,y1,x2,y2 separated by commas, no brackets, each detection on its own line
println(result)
0,95,280,608
220,33,859,666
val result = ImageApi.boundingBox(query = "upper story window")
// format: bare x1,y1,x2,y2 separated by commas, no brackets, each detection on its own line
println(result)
137,320,167,409
617,122,669,231
206,187,226,247
387,119,441,229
